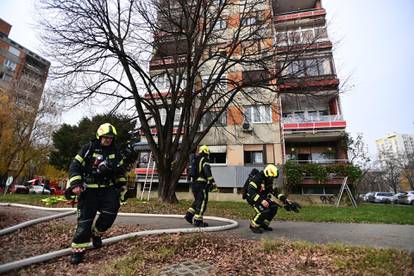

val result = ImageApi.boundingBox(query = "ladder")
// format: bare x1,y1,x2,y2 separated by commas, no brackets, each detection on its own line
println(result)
140,152,156,201
335,177,357,208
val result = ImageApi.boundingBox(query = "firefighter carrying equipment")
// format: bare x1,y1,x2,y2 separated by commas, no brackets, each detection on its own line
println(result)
185,151,215,226
245,168,281,233
68,127,127,264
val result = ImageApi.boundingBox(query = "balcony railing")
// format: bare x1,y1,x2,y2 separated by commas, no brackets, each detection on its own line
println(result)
282,114,343,124
285,159,348,164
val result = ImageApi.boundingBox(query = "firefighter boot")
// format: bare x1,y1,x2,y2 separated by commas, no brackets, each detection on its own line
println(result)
194,220,209,227
261,225,273,231
70,251,85,265
249,225,263,234
184,212,194,224
91,234,102,248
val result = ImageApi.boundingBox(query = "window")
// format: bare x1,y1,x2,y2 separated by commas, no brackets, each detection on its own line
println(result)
210,152,226,164
202,75,227,92
244,105,271,123
4,60,17,71
278,26,329,46
303,186,324,195
241,17,256,26
244,151,263,164
202,110,227,128
138,151,150,168
153,73,169,91
213,19,227,30
8,46,20,57
242,70,270,86
281,58,332,77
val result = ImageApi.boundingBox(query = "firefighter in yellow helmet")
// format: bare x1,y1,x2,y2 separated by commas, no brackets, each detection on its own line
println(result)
184,145,217,227
67,123,127,264
244,164,300,233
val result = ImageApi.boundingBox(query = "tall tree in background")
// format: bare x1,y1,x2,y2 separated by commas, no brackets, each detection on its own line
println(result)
49,113,136,170
40,0,334,202
0,84,59,182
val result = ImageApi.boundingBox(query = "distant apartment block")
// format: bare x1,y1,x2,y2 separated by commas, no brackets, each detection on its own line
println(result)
376,133,414,161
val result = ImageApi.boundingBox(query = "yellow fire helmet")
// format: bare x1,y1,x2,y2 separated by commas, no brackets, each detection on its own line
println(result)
199,145,210,154
264,164,278,178
96,123,118,139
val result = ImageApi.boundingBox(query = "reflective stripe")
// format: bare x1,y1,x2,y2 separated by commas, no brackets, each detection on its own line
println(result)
117,177,127,182
194,214,202,220
119,160,124,165
69,175,82,184
93,153,100,157
71,242,90,249
199,157,204,173
92,225,104,235
109,154,115,159
75,155,84,165
253,194,260,202
87,183,114,188
249,182,257,189
207,176,214,181
200,189,207,215
253,206,260,214
278,194,286,200
264,219,270,225
253,212,261,224
197,177,207,182
251,219,260,227
188,207,195,213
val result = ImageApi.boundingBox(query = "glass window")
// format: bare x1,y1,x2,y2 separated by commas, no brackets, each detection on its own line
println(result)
294,111,305,122
315,27,328,39
307,111,317,121
320,59,332,75
245,106,271,123
210,152,226,164
203,110,227,127
241,17,256,26
244,151,263,164
302,30,314,43
4,60,17,71
305,59,319,76
303,186,324,194
213,19,227,30
8,46,20,57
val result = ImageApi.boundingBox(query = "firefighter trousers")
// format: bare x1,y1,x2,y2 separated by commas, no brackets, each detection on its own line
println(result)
250,200,278,228
72,186,120,249
190,181,209,221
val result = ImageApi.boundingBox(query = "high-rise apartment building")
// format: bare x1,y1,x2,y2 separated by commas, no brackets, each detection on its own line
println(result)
0,18,50,172
376,133,414,162
0,18,50,110
138,0,348,195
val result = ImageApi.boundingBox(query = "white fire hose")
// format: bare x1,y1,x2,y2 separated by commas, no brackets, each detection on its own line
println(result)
0,203,239,273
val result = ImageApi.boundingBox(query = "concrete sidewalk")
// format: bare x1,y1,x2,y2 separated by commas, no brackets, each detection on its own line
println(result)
3,207,414,252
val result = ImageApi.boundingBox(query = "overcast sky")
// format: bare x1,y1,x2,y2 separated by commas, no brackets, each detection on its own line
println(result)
1,0,413,156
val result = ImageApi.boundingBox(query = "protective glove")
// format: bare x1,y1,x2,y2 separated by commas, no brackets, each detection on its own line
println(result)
119,186,128,205
64,183,85,200
208,181,218,192
284,200,302,213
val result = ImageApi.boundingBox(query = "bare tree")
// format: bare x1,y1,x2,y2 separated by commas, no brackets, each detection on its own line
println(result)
398,150,414,190
379,151,401,193
39,0,335,202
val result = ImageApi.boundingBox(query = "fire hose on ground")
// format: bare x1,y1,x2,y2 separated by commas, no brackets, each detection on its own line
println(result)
0,203,239,274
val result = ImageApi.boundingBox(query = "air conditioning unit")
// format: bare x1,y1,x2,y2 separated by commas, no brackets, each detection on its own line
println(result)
242,121,253,132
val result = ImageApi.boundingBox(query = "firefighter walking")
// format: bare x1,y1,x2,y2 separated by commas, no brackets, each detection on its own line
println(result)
67,123,127,264
184,145,217,227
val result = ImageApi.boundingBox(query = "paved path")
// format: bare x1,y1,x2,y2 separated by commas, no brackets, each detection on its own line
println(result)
3,207,414,252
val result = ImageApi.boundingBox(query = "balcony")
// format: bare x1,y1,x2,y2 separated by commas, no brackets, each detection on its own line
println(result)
149,55,187,70
282,114,346,129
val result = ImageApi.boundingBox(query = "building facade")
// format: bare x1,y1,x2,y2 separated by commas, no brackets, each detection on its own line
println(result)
138,0,348,195
0,18,50,171
376,133,414,162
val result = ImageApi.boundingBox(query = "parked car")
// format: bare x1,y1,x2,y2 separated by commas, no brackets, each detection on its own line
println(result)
372,192,394,204
11,185,29,194
391,192,407,204
364,192,375,202
29,185,51,195
398,191,414,205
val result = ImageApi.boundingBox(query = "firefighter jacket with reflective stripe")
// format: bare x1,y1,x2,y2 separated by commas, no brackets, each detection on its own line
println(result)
195,154,215,183
68,140,127,188
246,172,279,204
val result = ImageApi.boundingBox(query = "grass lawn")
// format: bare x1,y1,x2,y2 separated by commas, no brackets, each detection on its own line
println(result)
1,194,414,224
